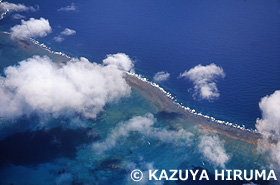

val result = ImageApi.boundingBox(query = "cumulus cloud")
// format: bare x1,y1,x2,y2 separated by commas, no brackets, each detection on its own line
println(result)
153,71,170,83
57,3,77,12
103,53,134,72
256,90,280,167
92,114,193,154
0,1,38,13
180,64,225,100
53,28,76,43
256,90,280,140
10,17,52,40
198,135,230,168
0,54,133,119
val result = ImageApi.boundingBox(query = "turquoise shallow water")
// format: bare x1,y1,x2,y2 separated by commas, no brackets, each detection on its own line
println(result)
1,0,279,128
0,33,274,185
1,0,280,183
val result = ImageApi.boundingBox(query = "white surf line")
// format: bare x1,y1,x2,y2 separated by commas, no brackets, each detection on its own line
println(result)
0,4,8,20
1,30,257,133
29,38,71,59
127,72,258,134
0,11,7,20
0,31,71,59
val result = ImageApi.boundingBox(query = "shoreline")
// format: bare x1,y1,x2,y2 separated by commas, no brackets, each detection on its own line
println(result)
125,73,260,145
126,72,257,132
0,31,71,61
0,31,261,145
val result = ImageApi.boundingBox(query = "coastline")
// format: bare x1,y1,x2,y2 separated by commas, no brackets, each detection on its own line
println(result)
0,31,70,63
125,73,260,146
0,31,261,146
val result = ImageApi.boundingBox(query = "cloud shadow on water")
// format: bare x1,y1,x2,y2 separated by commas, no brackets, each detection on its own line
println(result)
0,126,99,167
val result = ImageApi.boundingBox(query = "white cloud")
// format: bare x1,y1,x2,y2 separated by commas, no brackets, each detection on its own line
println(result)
10,17,52,40
11,13,25,20
198,135,230,168
57,3,77,12
180,64,225,100
126,161,163,185
61,28,76,36
92,113,193,154
0,1,38,13
0,54,133,119
256,90,280,140
268,142,280,167
54,28,76,43
153,71,170,82
0,1,38,20
103,53,134,72
53,36,64,43
256,90,280,167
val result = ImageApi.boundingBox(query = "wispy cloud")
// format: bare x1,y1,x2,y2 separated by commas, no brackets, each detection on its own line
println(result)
55,173,73,185
11,13,25,20
61,28,76,36
10,17,52,40
0,53,133,119
92,113,193,154
0,1,38,20
0,1,38,13
153,71,170,83
126,161,163,185
180,63,225,101
198,135,230,168
54,28,76,43
53,36,64,43
57,3,77,12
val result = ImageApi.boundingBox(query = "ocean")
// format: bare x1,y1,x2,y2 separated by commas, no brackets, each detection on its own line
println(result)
0,0,280,184
2,0,279,128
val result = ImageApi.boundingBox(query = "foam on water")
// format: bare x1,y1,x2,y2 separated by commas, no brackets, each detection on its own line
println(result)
0,21,274,185
127,72,257,133
1,32,255,134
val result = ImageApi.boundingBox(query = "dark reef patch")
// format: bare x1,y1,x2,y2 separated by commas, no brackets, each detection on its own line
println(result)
156,111,183,120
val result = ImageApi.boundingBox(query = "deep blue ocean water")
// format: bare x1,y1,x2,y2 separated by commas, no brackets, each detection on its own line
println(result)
1,0,280,128
1,1,280,184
